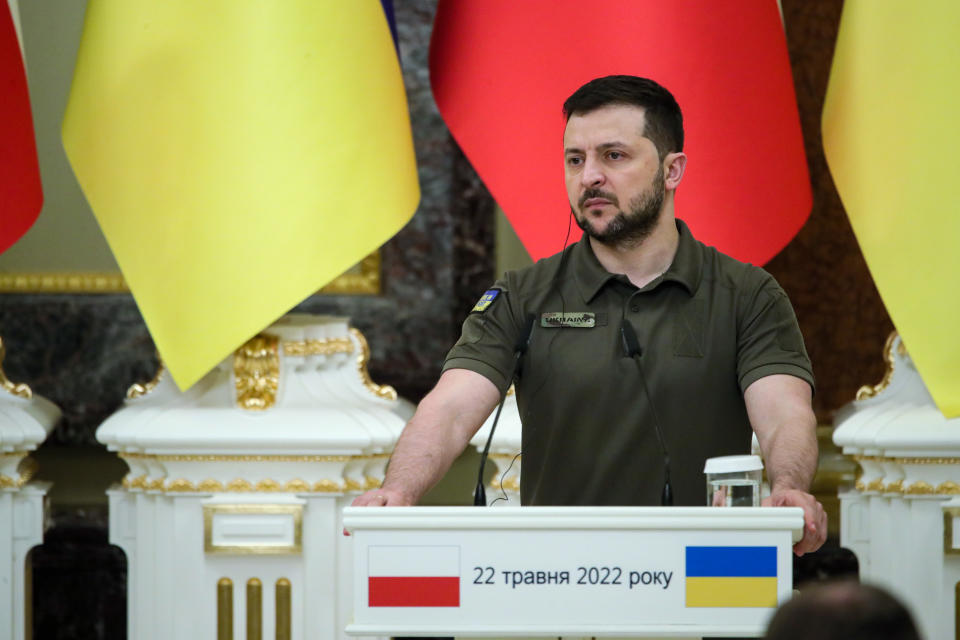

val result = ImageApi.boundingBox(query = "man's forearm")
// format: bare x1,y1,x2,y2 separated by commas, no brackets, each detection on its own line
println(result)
763,409,818,493
353,368,502,506
379,403,473,504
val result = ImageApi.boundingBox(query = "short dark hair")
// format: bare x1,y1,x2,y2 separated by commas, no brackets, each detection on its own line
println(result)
562,75,684,158
764,581,921,640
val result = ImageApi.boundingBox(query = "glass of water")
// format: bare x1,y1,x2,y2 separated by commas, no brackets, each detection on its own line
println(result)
704,455,763,507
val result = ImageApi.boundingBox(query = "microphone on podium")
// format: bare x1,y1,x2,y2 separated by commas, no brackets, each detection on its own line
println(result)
473,315,535,506
620,319,673,506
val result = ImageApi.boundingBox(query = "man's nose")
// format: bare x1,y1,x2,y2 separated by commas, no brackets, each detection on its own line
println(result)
581,157,605,187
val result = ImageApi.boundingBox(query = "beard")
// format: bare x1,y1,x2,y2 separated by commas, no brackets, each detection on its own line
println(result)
573,166,665,247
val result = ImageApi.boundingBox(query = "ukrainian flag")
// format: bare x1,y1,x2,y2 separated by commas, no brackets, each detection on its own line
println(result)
685,546,777,608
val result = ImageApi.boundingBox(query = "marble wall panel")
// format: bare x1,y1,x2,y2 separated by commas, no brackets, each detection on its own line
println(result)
770,0,895,419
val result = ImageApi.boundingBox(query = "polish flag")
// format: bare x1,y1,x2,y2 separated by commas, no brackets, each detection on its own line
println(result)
368,545,460,607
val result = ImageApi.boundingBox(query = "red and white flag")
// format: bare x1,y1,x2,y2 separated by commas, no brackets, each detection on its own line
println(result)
368,545,460,607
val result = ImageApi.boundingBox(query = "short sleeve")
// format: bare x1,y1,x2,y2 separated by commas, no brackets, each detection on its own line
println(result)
737,273,815,393
442,280,524,394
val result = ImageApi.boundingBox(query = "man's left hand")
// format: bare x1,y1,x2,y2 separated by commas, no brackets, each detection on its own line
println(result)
763,488,827,556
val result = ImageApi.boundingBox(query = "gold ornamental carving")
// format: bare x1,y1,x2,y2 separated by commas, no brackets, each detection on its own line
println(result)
344,478,365,492
234,334,280,411
154,454,352,463
166,478,196,492
0,337,32,399
312,479,345,492
865,479,886,492
364,476,382,491
349,328,397,401
0,457,37,489
904,481,935,495
198,478,225,492
938,481,960,495
138,476,352,493
855,478,867,492
282,337,354,357
895,457,960,465
0,272,128,294
127,358,165,399
885,480,904,493
226,478,255,492
0,253,377,295
856,331,907,401
283,479,311,493
255,478,282,492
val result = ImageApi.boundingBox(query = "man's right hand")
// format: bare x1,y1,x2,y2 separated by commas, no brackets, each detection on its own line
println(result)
350,487,413,507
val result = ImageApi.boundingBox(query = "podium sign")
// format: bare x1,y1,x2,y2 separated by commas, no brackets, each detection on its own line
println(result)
344,506,803,638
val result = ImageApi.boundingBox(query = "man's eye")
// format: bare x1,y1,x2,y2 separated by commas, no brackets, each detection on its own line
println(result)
607,151,623,160
566,157,582,166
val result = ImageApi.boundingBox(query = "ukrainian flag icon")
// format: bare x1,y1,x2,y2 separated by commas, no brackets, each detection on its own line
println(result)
685,546,778,608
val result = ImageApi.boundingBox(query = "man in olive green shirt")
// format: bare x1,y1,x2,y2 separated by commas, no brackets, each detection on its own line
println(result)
354,75,826,556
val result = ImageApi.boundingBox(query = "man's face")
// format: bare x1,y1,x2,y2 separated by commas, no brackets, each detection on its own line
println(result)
563,104,666,246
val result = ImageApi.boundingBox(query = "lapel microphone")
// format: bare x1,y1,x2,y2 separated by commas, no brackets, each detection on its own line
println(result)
474,315,536,506
620,319,674,506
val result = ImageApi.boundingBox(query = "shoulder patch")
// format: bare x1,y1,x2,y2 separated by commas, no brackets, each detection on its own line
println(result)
471,289,501,313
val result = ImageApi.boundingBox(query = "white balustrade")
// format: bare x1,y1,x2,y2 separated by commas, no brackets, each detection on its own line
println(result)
97,315,407,640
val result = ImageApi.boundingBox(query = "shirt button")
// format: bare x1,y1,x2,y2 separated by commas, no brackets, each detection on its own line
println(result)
630,305,640,312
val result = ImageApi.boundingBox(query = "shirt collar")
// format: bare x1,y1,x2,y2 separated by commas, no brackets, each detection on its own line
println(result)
573,218,703,303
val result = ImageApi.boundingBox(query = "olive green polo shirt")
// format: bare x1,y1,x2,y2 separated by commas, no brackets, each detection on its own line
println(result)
443,219,814,507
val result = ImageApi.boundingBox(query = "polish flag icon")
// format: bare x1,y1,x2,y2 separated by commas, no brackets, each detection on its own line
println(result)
368,545,461,607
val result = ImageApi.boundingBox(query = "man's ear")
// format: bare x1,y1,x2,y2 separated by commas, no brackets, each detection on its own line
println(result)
663,152,687,190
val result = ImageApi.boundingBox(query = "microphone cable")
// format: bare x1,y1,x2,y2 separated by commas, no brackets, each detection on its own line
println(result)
473,315,535,506
620,318,674,506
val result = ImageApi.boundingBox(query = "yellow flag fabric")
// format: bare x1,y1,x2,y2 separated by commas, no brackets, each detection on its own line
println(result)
822,1,960,417
63,1,420,390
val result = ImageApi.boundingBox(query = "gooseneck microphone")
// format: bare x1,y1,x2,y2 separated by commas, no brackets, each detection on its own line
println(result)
474,315,536,506
620,319,674,506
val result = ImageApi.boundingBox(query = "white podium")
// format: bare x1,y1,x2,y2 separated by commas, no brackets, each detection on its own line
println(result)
343,506,803,638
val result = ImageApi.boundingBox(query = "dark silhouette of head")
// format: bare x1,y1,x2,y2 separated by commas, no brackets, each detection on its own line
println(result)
765,581,921,640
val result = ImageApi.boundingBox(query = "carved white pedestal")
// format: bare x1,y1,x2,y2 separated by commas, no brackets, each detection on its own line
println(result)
97,316,409,640
834,333,960,640
1,339,60,640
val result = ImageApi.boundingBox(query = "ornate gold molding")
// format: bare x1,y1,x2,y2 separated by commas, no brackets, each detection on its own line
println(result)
866,479,886,492
127,359,165,399
198,478,224,492
318,252,380,295
0,272,128,293
939,481,960,495
0,337,32,399
234,334,280,410
856,331,906,401
885,480,904,493
153,454,352,463
0,253,379,295
204,504,303,556
349,328,397,401
895,457,960,465
0,457,39,488
284,479,311,492
855,478,867,492
905,481,935,495
158,476,348,493
344,478,365,492
167,478,196,492
364,476,382,491
281,337,353,357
